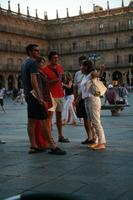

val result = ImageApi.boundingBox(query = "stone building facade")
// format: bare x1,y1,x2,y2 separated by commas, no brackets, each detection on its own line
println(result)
0,0,133,89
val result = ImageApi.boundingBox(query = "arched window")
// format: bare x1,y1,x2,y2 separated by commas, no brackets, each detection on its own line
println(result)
7,58,14,65
7,58,14,70
99,23,104,31
86,40,90,49
7,40,12,49
128,19,133,28
72,42,77,50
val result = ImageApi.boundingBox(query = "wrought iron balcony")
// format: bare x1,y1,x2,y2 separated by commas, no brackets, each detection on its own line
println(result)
47,24,133,40
0,43,47,54
50,41,133,55
0,24,47,40
0,64,20,72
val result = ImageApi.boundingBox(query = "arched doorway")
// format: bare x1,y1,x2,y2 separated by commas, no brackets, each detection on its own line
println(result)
0,75,4,88
8,75,14,90
18,75,22,89
101,72,106,85
112,71,122,85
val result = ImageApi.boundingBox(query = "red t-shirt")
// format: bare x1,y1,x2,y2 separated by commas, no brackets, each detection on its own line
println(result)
42,63,64,98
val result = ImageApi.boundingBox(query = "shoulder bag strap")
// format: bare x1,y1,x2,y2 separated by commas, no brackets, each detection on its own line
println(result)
49,65,59,78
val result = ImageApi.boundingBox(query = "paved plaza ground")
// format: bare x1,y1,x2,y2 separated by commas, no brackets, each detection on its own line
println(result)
0,93,133,199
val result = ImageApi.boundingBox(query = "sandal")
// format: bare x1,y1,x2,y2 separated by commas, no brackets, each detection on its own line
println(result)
48,147,66,155
92,144,106,151
28,147,43,154
58,137,70,143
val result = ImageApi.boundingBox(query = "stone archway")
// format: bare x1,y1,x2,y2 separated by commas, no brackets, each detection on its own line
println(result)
112,71,123,85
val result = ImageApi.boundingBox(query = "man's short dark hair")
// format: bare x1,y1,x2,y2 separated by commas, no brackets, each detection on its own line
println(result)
78,55,87,65
26,44,38,56
82,60,95,74
48,51,59,61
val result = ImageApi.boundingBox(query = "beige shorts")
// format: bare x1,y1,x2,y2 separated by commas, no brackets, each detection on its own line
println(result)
48,97,64,112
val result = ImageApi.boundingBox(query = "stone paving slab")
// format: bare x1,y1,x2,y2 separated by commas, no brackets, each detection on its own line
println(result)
0,95,133,199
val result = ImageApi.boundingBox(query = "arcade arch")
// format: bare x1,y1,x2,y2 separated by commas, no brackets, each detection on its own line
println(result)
112,71,123,85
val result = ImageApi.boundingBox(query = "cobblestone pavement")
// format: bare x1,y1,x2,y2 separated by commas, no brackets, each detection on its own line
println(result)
0,94,133,200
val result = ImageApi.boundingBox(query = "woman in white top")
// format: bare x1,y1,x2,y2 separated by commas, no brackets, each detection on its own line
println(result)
80,60,106,150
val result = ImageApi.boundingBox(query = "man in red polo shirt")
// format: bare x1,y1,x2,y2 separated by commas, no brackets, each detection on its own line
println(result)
42,51,69,143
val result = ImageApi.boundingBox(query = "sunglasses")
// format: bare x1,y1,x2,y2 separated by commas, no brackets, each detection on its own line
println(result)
33,49,40,52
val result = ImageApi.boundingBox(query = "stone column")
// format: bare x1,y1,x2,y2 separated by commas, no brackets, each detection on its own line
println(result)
14,74,18,88
122,71,127,85
106,71,112,85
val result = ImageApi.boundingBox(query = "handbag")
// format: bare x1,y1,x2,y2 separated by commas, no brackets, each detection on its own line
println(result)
76,97,87,118
86,78,107,97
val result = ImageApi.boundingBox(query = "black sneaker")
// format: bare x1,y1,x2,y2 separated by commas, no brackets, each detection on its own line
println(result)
0,140,6,144
58,137,70,143
88,139,96,145
81,139,88,144
48,147,67,155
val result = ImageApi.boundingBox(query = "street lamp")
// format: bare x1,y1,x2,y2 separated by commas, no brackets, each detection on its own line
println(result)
87,53,101,67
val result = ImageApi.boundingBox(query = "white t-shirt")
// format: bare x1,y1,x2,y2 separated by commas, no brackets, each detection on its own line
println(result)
0,88,5,99
80,74,93,99
74,70,84,95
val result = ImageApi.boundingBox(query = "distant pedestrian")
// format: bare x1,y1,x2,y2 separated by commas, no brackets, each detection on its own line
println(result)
19,88,25,104
0,87,6,112
12,87,19,102
62,71,77,126
104,84,117,105
119,84,129,105
114,85,126,104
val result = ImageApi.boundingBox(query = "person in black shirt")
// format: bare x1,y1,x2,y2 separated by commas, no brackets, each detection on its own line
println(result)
62,71,77,126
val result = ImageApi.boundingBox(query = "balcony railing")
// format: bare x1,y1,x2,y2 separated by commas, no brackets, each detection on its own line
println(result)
50,42,133,55
65,61,133,72
0,64,20,72
47,24,133,40
103,62,133,69
0,40,132,54
0,43,25,53
0,43,47,54
0,24,47,39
